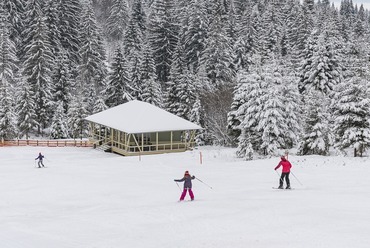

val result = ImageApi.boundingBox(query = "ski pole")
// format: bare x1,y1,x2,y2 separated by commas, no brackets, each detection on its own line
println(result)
291,171,303,186
195,177,213,189
175,182,182,192
275,170,283,185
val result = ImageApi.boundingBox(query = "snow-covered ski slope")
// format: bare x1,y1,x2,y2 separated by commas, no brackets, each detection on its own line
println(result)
1,146,369,248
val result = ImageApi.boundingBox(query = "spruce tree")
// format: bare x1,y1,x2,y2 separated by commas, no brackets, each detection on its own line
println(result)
52,51,73,114
67,93,88,139
22,1,54,134
16,80,37,139
78,0,107,114
147,0,178,84
44,0,61,62
298,91,330,156
0,7,18,139
50,102,69,139
229,69,264,153
298,29,341,95
164,41,196,119
257,67,288,156
332,77,370,157
139,42,162,107
4,0,25,55
184,0,208,73
105,0,129,41
236,129,254,160
200,0,235,89
105,47,133,107
190,96,207,145
58,0,83,68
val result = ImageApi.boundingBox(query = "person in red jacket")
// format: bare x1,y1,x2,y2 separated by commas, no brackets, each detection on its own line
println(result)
275,156,292,189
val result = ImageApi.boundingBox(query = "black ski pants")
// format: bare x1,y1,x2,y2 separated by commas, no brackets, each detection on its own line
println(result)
279,172,290,187
38,160,45,168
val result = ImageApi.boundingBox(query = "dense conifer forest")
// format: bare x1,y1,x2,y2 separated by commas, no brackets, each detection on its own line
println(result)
1,0,370,158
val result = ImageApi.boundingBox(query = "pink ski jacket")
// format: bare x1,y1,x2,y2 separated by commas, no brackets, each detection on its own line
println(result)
275,157,292,173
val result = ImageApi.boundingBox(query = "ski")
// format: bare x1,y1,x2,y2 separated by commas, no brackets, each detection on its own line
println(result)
272,187,293,190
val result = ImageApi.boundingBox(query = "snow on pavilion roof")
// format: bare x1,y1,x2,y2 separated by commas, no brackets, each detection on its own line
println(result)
85,100,202,134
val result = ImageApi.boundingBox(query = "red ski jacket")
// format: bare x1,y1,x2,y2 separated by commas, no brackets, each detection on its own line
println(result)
275,157,292,173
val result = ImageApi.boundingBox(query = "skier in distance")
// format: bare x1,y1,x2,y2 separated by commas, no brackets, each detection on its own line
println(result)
275,155,292,189
174,171,195,201
35,152,45,168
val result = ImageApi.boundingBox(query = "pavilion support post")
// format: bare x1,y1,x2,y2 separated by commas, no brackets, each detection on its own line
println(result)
141,133,144,151
189,130,196,148
132,134,142,153
110,128,113,152
156,132,158,151
127,134,131,152
171,131,173,150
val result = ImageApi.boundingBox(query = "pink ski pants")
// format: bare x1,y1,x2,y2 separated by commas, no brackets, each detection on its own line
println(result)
180,188,194,201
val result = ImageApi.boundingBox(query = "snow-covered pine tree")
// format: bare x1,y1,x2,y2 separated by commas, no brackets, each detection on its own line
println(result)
175,69,197,120
67,93,88,140
105,47,133,108
22,1,54,134
332,77,370,157
50,101,69,139
131,0,147,37
105,0,129,41
52,50,73,114
280,69,302,149
123,11,143,62
200,0,235,89
93,93,109,114
0,6,18,139
164,40,197,120
0,3,19,87
16,80,37,139
236,129,254,160
297,91,330,156
227,73,247,146
298,29,341,95
58,0,83,69
184,0,208,73
258,2,283,61
229,68,264,153
129,56,142,100
257,67,289,156
148,0,178,84
4,0,25,54
44,0,61,63
189,96,207,146
233,3,259,72
78,0,107,114
163,39,184,115
139,42,162,107
122,0,146,65
0,87,18,140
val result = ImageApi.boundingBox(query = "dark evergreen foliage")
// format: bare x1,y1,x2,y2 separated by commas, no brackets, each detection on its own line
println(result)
1,0,370,157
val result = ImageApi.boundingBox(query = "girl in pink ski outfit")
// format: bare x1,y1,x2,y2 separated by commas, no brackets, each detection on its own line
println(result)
275,156,292,189
174,171,195,201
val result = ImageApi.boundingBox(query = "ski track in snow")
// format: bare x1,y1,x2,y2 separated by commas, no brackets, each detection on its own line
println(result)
1,146,370,248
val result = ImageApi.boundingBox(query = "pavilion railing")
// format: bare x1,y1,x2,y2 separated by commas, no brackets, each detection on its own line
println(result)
0,139,93,147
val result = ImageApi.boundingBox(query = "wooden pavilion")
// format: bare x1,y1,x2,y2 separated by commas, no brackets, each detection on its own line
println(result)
85,100,202,156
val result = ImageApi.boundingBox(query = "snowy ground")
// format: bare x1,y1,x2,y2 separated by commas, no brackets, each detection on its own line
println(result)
1,146,369,248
